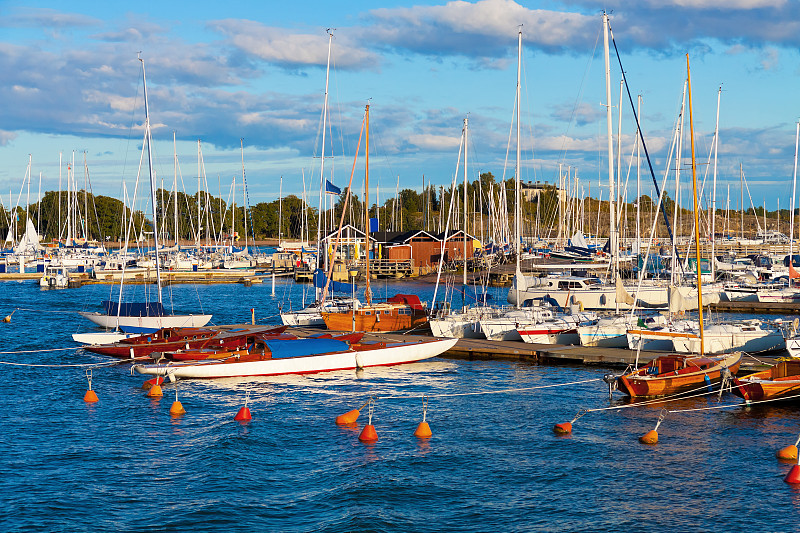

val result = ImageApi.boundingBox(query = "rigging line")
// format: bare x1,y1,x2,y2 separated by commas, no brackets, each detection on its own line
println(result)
0,358,128,367
584,381,728,413
0,346,84,354
669,390,800,413
376,378,602,399
9,307,82,315
608,22,678,261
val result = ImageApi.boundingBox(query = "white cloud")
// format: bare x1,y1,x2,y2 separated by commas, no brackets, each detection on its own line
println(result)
209,20,378,70
643,0,786,8
405,133,461,151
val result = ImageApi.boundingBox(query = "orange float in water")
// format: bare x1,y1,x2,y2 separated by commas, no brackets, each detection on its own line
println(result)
359,424,378,443
553,422,572,435
83,390,99,403
639,430,658,445
146,384,163,398
414,421,432,438
336,409,360,425
234,406,252,421
785,464,800,484
169,401,186,416
142,377,164,390
777,445,798,462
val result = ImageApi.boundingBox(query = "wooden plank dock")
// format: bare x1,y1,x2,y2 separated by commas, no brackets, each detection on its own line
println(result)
284,327,774,373
709,300,800,315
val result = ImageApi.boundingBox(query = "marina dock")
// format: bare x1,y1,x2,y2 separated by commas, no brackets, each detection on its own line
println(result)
285,327,774,373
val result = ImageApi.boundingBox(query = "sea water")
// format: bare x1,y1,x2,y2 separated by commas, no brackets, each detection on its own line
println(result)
1,277,800,532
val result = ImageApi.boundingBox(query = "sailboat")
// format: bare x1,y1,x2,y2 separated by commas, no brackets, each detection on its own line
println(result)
321,104,428,333
76,55,211,339
616,51,741,397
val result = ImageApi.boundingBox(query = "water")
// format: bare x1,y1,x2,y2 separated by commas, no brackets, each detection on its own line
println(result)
2,278,800,531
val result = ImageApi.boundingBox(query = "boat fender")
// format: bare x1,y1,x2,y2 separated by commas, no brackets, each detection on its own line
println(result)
703,374,712,392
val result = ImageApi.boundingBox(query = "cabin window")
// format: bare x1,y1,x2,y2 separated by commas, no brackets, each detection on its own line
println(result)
364,311,372,316
383,310,391,315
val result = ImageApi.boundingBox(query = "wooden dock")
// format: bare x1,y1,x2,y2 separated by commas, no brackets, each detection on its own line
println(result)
285,327,774,373
709,300,800,315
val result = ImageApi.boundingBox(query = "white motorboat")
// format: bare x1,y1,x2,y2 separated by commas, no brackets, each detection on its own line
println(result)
672,319,786,355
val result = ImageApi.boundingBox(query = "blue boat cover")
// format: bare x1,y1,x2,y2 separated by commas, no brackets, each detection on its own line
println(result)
264,338,350,359
101,300,165,317
312,269,356,294
118,325,160,334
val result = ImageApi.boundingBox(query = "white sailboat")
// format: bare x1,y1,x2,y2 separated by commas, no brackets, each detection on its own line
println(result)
76,55,211,339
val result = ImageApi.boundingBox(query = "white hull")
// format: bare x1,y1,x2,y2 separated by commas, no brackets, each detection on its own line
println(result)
786,336,800,358
518,328,579,345
133,338,458,379
673,325,785,354
280,312,325,327
429,317,484,338
577,314,667,348
72,331,140,345
79,312,212,330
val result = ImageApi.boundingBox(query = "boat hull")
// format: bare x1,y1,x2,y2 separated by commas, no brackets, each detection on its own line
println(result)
322,311,427,333
133,338,458,379
617,352,742,397
732,360,800,403
79,312,212,330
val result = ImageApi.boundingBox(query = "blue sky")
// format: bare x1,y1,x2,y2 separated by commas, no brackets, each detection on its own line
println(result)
1,0,799,214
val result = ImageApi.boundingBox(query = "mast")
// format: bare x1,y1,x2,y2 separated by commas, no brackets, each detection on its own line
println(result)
463,116,468,308
686,54,704,356
139,54,163,306
58,152,62,243
636,95,641,257
241,139,248,253
317,30,333,279
514,26,522,308
791,121,799,280
173,131,179,246
364,103,372,305
603,12,618,282
711,86,721,279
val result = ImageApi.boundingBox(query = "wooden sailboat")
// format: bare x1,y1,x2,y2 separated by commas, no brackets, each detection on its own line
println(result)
321,104,428,333
617,52,741,397
732,359,800,403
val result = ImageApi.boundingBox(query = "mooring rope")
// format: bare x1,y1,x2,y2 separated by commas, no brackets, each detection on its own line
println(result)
376,377,602,400
0,347,83,354
0,358,130,368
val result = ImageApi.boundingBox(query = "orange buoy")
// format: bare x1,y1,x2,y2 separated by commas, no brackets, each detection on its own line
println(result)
142,377,164,390
777,445,799,462
169,401,186,416
83,389,99,403
785,464,800,484
553,422,572,435
639,429,658,445
359,424,378,443
414,421,432,438
336,409,361,425
234,406,252,421
146,384,163,398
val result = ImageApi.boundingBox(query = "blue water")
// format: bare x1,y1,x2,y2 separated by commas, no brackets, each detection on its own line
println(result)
2,277,800,531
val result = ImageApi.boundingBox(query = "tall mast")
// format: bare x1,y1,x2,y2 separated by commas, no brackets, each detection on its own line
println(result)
139,54,163,305
463,116,468,307
686,54,703,356
58,152,62,243
711,85,721,279
636,95,641,258
603,12,617,281
791,121,799,279
317,30,333,278
173,131,178,246
241,139,248,253
364,103,372,305
514,27,522,308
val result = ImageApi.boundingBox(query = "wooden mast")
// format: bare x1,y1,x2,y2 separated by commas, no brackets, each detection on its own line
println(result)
686,54,704,356
364,103,372,305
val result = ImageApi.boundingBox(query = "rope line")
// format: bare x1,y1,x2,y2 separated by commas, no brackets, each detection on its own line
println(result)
376,377,602,399
668,390,800,413
0,359,131,368
0,347,83,354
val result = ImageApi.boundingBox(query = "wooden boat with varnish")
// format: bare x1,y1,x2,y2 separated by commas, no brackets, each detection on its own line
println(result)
321,294,428,333
731,359,800,403
84,325,290,359
616,351,742,398
133,334,458,379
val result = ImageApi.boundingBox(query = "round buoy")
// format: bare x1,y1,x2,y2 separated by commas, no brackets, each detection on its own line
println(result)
359,424,378,443
83,390,99,403
234,406,252,421
146,384,163,398
553,422,572,435
169,401,186,416
414,421,432,438
785,464,800,484
336,409,361,425
777,445,798,462
639,430,658,445
142,377,164,390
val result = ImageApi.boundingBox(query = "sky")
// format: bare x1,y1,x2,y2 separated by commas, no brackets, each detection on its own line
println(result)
1,0,800,214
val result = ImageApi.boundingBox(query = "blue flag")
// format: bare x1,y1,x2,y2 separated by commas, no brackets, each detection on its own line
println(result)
369,218,379,232
325,180,341,195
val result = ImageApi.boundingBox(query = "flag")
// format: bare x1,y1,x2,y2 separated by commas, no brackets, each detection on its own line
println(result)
369,218,379,232
325,180,341,195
